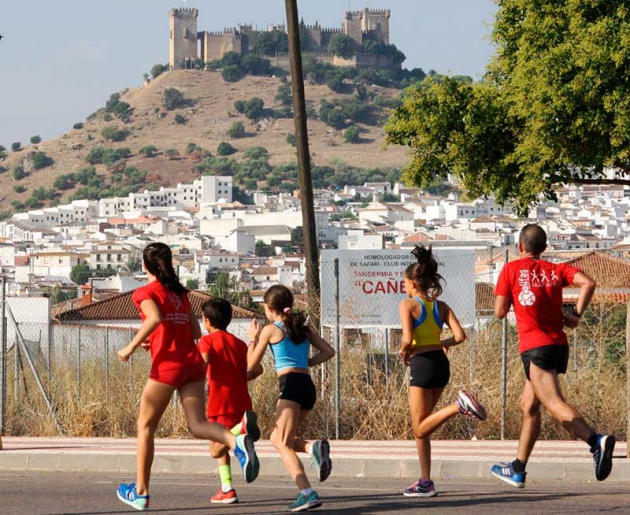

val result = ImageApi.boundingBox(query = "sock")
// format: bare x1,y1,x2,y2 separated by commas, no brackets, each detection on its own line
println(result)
419,479,433,487
230,422,241,436
512,459,527,473
301,488,314,496
587,433,599,450
218,464,232,491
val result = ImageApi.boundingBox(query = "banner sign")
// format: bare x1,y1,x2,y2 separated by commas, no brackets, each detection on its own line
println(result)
321,248,476,327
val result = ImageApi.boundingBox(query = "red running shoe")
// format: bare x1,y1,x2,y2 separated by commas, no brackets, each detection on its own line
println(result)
211,488,239,504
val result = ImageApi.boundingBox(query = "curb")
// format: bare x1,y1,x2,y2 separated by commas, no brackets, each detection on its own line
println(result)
2,453,630,482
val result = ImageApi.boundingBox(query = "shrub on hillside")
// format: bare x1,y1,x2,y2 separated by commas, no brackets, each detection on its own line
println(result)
11,142,21,152
244,98,265,121
163,88,186,110
85,147,130,166
73,123,84,130
217,142,237,156
139,145,158,157
13,185,26,193
227,121,246,139
13,165,26,180
275,83,293,106
30,135,41,145
101,126,128,142
174,114,186,125
31,151,54,169
286,133,296,147
151,63,168,79
344,125,361,143
234,101,246,114
164,149,180,160
222,65,243,83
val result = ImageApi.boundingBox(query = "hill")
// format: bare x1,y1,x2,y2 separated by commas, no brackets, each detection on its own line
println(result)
0,70,409,214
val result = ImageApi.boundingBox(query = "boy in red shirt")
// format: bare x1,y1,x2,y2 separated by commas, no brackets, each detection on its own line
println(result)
198,298,263,504
491,224,615,488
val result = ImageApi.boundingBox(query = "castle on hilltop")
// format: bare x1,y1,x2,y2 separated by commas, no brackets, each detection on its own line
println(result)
169,7,397,72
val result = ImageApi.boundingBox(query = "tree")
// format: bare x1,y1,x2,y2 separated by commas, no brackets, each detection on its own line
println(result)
206,271,257,311
101,126,127,142
11,142,21,152
73,123,84,130
325,71,345,93
163,88,186,110
240,55,272,76
386,2,630,215
151,63,168,79
174,114,186,125
253,30,289,55
30,135,41,144
344,125,360,143
164,148,180,160
275,83,293,106
227,121,246,139
13,185,26,193
217,142,237,156
222,65,243,82
31,151,54,169
328,34,355,59
139,145,158,157
244,98,265,121
286,133,296,147
234,100,246,114
70,263,91,286
12,165,26,181
185,278,199,290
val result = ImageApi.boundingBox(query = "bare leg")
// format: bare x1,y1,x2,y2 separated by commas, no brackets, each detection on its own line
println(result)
136,380,176,495
410,387,456,481
294,410,311,454
516,380,541,462
179,381,236,448
270,400,311,490
528,364,594,442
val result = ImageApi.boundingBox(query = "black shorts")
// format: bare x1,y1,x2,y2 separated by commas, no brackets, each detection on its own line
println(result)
279,372,317,410
521,344,569,380
409,350,450,389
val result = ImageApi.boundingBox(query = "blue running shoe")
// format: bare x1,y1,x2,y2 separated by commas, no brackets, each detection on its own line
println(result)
117,483,149,511
234,434,259,483
311,439,332,482
288,491,322,512
491,462,526,488
592,434,615,481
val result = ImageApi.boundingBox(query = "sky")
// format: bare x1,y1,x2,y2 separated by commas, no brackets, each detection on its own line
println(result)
0,0,497,147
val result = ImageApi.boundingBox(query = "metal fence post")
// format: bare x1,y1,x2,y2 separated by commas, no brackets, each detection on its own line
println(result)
0,277,6,434
334,258,340,440
14,323,19,407
77,326,81,405
501,248,509,440
105,327,110,405
469,325,475,386
384,328,390,381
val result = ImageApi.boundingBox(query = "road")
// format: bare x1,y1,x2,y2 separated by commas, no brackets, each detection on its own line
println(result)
0,471,627,514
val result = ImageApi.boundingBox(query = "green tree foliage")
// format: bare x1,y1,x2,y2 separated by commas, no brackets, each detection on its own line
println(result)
325,70,346,93
11,142,21,152
222,65,243,82
217,142,237,156
286,133,296,147
85,147,130,166
70,263,91,286
151,63,168,79
227,121,246,139
328,34,355,59
253,30,289,55
139,145,158,157
31,151,54,169
185,278,199,290
344,125,361,143
30,135,41,144
206,271,258,311
101,126,127,142
275,83,293,106
240,55,273,76
164,149,180,160
73,123,84,130
387,2,630,215
43,286,77,304
234,101,246,114
105,93,132,121
32,187,56,201
13,185,26,193
174,114,186,125
12,165,26,181
243,98,265,121
163,88,186,110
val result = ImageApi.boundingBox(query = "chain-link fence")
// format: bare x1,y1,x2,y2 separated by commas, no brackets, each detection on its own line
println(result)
0,247,628,441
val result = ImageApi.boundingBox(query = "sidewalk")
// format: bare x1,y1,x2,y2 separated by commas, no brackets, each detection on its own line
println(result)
0,437,628,481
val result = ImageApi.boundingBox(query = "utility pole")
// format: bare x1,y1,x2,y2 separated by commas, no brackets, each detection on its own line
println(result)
285,0,321,306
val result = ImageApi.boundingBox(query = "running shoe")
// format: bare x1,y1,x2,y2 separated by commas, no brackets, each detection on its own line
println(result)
288,491,322,512
311,439,332,482
457,390,487,421
116,483,150,511
403,479,438,498
211,487,239,504
234,434,259,483
491,462,526,488
240,410,261,442
591,434,615,481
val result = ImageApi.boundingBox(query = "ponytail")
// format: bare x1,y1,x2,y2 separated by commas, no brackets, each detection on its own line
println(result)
142,242,187,296
404,244,444,299
264,285,308,344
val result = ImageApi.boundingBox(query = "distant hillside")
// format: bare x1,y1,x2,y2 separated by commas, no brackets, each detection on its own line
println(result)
0,70,409,215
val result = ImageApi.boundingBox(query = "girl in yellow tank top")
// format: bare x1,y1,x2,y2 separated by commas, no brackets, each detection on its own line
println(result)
397,245,487,498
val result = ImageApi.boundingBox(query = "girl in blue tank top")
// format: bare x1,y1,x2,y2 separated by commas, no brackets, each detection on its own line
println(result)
248,285,335,512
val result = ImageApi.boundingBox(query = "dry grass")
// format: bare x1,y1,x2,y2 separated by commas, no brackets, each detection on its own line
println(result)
4,301,627,440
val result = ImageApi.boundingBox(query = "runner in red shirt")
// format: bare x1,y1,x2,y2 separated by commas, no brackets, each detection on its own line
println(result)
115,243,259,512
491,224,614,488
197,298,263,504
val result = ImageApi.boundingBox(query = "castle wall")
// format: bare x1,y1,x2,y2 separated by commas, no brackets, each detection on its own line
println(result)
169,8,199,70
361,9,390,45
343,11,364,47
304,26,322,51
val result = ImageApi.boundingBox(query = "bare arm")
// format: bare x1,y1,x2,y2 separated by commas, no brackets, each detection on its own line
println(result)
440,303,466,348
248,324,274,372
189,311,202,340
398,300,414,364
306,327,335,368
565,272,596,328
494,295,511,319
246,342,264,381
118,299,161,361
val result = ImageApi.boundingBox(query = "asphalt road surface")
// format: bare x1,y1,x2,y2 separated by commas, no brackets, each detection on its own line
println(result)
0,471,628,515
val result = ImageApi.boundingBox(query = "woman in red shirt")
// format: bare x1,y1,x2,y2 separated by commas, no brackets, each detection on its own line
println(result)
115,243,259,511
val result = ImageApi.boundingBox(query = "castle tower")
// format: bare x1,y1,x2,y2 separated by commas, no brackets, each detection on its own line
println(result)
343,10,364,47
169,8,199,70
361,9,391,45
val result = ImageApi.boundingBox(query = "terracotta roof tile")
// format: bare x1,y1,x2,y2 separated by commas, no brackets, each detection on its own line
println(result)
563,252,630,288
53,289,262,323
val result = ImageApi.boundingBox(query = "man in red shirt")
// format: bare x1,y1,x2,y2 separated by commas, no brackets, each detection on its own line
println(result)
491,224,614,488
198,298,263,504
